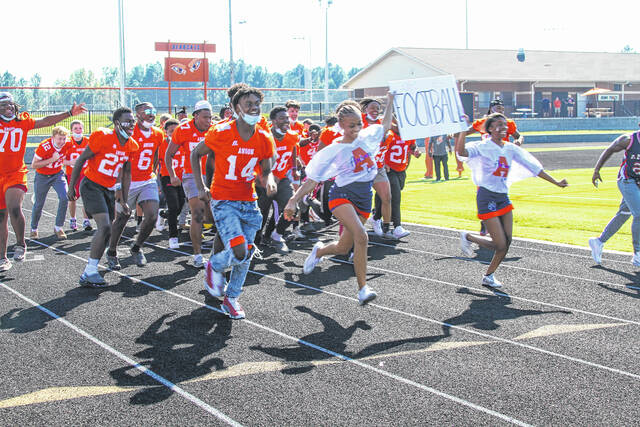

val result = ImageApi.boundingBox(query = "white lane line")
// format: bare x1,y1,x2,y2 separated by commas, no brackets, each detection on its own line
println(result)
0,282,242,427
23,238,532,426
121,237,640,381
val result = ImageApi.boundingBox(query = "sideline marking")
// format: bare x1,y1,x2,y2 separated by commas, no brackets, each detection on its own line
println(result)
0,282,242,426
513,323,625,340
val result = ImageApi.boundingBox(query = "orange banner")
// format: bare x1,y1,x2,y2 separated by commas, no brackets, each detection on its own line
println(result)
164,57,209,82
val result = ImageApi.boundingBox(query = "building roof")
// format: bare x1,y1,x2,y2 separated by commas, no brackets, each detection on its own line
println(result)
343,47,640,88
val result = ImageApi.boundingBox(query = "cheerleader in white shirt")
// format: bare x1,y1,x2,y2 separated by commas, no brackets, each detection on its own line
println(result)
284,94,395,305
456,113,568,288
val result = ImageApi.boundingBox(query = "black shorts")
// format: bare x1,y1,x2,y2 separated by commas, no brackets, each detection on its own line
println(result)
476,186,513,220
328,181,373,219
80,177,115,220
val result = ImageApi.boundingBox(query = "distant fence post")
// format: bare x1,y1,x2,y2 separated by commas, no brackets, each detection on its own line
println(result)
88,110,92,134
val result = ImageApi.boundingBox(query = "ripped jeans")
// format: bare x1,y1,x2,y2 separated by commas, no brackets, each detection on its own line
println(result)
208,199,262,298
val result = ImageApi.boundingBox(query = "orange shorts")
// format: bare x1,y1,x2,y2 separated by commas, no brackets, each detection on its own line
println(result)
0,171,28,210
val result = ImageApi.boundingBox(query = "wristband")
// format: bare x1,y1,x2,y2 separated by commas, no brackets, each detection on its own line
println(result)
68,109,73,117
115,183,122,191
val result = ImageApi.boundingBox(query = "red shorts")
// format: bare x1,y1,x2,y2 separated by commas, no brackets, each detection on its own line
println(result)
0,171,28,210
66,171,85,198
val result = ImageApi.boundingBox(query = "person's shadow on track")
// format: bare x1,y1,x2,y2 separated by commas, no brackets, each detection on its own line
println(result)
591,265,640,289
250,305,371,375
109,306,231,405
0,286,105,333
441,287,571,337
597,283,640,299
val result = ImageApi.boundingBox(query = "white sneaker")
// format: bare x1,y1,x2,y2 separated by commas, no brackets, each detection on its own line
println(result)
482,273,503,288
633,251,640,267
205,260,226,298
588,237,603,264
392,225,410,239
169,237,180,249
460,231,474,257
192,254,205,269
13,245,26,262
358,285,377,305
372,219,383,237
155,215,165,232
348,251,354,262
303,242,324,274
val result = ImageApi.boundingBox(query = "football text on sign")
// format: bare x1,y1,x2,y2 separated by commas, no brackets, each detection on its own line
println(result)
389,75,468,140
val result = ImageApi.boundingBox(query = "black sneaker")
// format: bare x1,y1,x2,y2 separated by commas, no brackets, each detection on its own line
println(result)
106,254,121,270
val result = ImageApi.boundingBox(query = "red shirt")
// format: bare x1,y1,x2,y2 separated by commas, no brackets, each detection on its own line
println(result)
0,114,36,174
299,139,320,166
65,136,89,176
319,126,342,147
472,118,518,142
204,121,275,201
129,124,164,182
384,130,416,172
34,137,72,175
172,119,209,176
272,131,300,180
84,129,139,189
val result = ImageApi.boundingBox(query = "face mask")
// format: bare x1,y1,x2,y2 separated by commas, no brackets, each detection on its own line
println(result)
274,127,286,136
232,110,239,119
142,120,155,129
240,112,260,126
366,114,377,122
289,118,296,124
0,114,16,121
72,132,83,140
117,127,130,139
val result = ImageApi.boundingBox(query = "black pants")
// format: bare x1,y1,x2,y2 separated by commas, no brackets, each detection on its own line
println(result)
160,175,186,238
374,169,406,226
257,178,294,237
433,155,449,180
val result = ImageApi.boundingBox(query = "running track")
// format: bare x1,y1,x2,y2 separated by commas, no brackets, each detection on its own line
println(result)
1,170,639,425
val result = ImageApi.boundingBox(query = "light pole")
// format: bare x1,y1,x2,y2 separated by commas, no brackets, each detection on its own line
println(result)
117,0,126,106
323,0,332,107
228,0,234,85
293,36,313,104
239,20,247,82
465,0,469,49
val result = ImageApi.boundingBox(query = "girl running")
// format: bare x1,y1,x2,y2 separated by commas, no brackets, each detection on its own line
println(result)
456,113,568,288
284,93,395,305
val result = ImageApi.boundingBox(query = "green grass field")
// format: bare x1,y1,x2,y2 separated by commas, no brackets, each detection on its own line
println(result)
401,157,631,253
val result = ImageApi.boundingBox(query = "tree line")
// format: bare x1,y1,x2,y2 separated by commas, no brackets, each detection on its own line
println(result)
1,60,361,111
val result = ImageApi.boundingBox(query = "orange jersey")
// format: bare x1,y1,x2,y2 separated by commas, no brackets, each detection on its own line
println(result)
129,124,164,182
299,139,320,166
472,118,517,142
65,136,89,176
375,135,390,169
34,137,72,175
289,120,307,137
172,119,208,176
319,126,342,147
158,136,184,177
362,113,382,129
204,121,275,201
272,131,300,180
384,130,416,172
0,114,36,174
84,128,139,189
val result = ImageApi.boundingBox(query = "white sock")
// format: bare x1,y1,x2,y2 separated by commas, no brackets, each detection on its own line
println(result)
84,258,99,275
70,217,76,221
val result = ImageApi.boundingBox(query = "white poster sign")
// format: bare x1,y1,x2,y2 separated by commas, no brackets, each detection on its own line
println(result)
389,75,468,140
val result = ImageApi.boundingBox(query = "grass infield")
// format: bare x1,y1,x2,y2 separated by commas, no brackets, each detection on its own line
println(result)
401,158,631,253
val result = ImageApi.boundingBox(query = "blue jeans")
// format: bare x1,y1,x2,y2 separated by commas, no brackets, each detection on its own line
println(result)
31,171,68,230
207,199,262,298
617,179,640,252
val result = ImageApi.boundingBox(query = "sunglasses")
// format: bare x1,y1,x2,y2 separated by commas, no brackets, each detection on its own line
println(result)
143,108,157,116
119,120,136,128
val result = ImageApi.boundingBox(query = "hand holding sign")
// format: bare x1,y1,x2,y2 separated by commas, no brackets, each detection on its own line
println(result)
389,75,469,141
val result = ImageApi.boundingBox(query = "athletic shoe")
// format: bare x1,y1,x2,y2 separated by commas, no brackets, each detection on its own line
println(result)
130,248,147,266
348,251,354,262
588,237,603,265
358,285,377,305
221,296,245,319
482,273,503,288
633,252,640,267
83,219,92,231
69,218,78,232
155,215,165,232
303,242,324,274
372,219,383,237
192,254,205,269
169,237,180,249
29,230,38,239
205,261,226,298
13,245,26,262
382,230,397,240
79,272,107,288
135,223,141,233
460,231,474,257
0,258,12,272
270,232,290,254
393,225,411,239
106,254,121,270
291,228,307,241
55,229,67,240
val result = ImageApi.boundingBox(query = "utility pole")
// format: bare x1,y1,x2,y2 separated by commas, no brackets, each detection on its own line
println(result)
117,0,126,106
323,0,332,107
465,0,469,49
229,0,235,85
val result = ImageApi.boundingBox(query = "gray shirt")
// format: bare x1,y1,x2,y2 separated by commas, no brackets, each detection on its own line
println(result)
429,135,452,156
